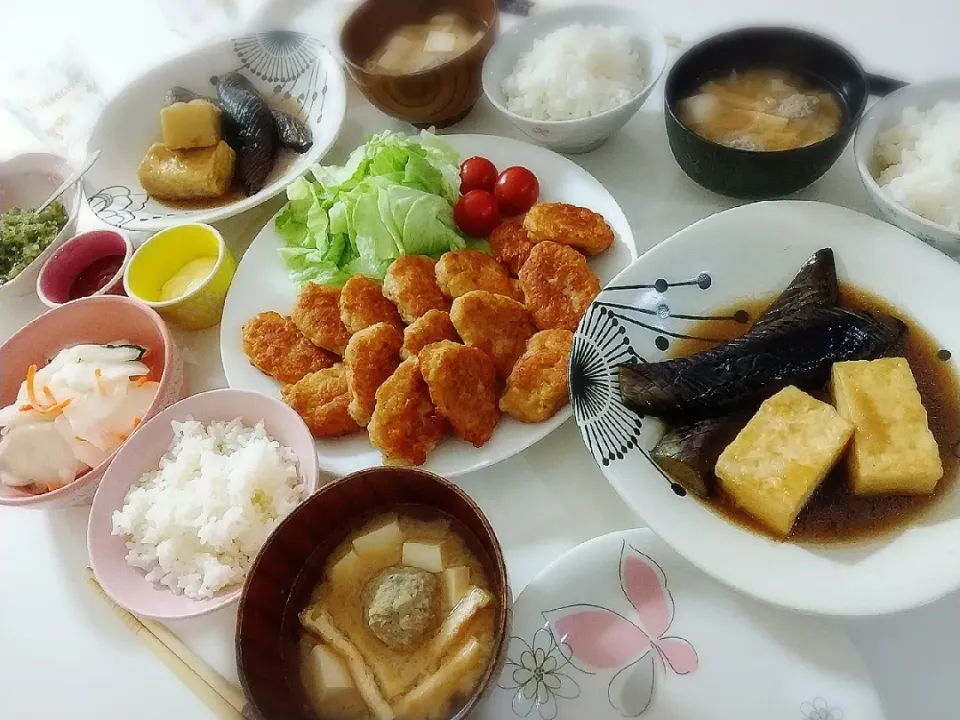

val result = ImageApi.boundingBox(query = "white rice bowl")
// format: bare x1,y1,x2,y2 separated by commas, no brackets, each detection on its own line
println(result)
874,100,960,230
111,417,304,600
501,23,645,121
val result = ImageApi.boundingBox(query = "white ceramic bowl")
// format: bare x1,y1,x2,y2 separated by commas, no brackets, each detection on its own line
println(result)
84,31,346,232
572,200,960,617
0,153,82,298
854,78,960,255
482,4,667,154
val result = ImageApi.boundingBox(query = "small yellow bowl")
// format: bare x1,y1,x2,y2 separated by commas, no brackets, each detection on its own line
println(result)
123,223,236,330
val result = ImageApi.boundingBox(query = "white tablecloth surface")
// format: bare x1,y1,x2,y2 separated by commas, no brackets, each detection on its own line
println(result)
2,1,960,718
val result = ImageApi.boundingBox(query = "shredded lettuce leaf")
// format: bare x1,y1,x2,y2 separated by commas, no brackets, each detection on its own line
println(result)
275,130,465,287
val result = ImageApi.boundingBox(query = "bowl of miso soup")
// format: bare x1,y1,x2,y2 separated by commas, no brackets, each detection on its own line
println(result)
236,467,510,720
340,0,498,128
664,27,868,199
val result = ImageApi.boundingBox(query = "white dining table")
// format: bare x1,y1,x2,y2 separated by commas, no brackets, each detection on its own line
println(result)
2,1,960,718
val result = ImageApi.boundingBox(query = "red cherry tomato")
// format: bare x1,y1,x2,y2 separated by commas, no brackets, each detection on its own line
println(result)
495,166,540,216
459,156,498,194
454,190,501,237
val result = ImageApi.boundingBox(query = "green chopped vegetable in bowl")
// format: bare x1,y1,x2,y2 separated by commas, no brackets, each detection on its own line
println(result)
0,201,69,285
275,131,468,287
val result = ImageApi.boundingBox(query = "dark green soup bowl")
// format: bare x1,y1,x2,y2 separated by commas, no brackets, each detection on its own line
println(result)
664,27,868,200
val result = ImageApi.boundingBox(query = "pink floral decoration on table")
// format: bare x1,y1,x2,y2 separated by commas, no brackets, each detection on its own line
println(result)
543,542,699,717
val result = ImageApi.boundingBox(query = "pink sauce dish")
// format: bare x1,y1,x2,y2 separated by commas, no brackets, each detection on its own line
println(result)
37,229,133,309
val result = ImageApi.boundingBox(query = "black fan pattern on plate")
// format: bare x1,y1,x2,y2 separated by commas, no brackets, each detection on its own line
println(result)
571,306,644,466
233,32,322,84
571,271,741,473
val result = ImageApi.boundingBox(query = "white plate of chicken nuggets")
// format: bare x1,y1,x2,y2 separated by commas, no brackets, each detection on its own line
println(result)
571,200,960,616
220,134,637,478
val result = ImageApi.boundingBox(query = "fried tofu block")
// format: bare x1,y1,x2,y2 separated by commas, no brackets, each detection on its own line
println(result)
715,386,853,537
523,202,615,256
831,358,943,495
137,141,235,201
160,99,222,150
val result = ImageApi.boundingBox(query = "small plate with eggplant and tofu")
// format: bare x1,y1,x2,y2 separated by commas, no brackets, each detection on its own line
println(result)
84,31,346,231
570,200,960,616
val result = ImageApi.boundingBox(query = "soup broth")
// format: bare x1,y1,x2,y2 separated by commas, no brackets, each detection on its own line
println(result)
677,68,843,151
365,13,484,75
299,506,496,719
667,286,960,542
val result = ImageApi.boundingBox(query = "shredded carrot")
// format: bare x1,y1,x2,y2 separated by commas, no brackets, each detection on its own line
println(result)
26,364,39,408
132,417,142,427
114,432,129,442
18,404,33,412
42,385,56,404
35,398,71,416
94,368,105,396
135,375,151,388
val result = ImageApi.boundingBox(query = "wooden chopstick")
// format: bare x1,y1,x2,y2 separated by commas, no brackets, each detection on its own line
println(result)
85,568,248,720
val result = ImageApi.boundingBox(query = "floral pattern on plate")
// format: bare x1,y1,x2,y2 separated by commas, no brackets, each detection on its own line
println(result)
478,528,884,719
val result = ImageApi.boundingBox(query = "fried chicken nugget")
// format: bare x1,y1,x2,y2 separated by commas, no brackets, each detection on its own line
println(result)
281,364,360,438
450,290,537,379
419,341,500,447
382,255,451,323
344,322,403,427
500,330,574,423
519,242,601,332
339,275,403,334
292,282,352,355
435,249,523,301
368,358,446,467
523,202,615,256
489,218,533,276
401,309,460,360
242,311,336,384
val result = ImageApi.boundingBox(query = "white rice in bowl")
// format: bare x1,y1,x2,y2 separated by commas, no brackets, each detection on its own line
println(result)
111,417,305,600
501,24,645,121
874,100,960,230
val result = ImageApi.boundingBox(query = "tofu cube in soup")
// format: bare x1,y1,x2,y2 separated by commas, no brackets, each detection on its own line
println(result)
443,566,471,608
160,99,222,150
351,517,403,566
402,541,444,572
831,358,943,495
300,641,360,710
715,386,854,537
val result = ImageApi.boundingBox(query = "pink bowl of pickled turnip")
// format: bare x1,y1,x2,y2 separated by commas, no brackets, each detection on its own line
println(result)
0,296,184,509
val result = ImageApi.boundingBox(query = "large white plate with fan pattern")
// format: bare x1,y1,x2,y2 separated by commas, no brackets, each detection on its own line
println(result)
571,200,960,616
84,31,346,231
